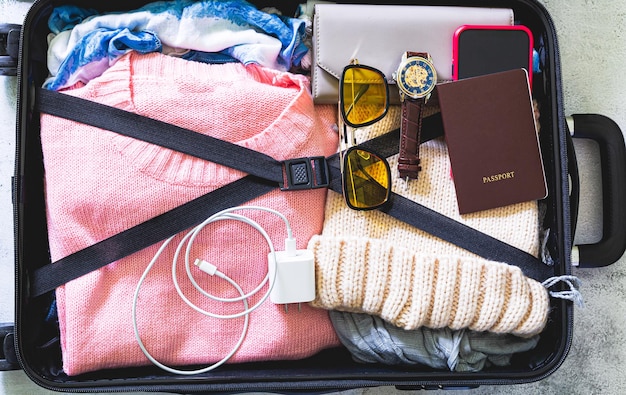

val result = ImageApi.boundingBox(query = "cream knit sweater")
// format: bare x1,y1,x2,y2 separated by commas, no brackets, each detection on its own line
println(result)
309,106,549,337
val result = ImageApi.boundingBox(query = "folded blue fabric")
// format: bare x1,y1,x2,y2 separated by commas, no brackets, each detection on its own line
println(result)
330,311,540,372
45,0,308,90
48,5,99,34
46,28,161,91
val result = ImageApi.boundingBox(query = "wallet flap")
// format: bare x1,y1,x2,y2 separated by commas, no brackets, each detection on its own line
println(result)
312,4,514,103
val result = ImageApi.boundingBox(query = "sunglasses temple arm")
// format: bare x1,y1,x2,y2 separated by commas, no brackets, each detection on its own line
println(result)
337,106,346,173
338,118,356,152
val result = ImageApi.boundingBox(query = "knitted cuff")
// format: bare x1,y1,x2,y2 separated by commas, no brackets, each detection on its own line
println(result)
308,235,549,338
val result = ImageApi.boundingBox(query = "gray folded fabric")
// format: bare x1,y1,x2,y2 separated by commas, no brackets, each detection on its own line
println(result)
330,311,540,372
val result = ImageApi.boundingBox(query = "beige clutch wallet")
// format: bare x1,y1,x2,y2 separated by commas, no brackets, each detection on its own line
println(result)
311,3,514,104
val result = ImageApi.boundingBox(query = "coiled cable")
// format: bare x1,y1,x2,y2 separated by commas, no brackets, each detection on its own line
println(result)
132,206,294,375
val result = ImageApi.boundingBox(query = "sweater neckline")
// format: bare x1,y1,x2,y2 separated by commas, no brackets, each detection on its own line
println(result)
108,53,317,187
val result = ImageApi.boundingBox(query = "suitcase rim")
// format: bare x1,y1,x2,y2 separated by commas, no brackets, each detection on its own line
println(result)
11,0,577,391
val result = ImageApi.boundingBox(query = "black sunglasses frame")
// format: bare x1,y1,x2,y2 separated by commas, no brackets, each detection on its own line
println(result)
341,145,392,211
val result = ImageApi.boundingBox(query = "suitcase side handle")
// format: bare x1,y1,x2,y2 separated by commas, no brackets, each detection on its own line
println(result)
569,114,626,267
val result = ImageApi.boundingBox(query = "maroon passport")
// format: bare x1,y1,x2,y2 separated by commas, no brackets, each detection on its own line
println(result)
437,69,547,214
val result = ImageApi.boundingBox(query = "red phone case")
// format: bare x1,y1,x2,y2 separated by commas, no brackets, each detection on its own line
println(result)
452,24,534,89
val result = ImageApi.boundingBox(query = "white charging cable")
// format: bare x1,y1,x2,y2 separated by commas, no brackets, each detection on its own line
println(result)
132,205,295,375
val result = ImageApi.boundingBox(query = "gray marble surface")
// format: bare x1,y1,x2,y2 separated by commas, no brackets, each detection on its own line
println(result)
0,0,624,394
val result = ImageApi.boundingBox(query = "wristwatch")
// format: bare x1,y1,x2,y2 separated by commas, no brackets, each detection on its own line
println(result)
393,52,437,180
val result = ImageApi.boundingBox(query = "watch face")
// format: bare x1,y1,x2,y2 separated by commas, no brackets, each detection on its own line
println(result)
397,57,437,99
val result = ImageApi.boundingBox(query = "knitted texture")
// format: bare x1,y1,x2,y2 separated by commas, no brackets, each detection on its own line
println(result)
41,52,340,375
309,106,549,337
309,237,548,337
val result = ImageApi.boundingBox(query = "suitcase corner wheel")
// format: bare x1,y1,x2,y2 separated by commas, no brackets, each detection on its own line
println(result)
0,24,21,76
0,323,19,371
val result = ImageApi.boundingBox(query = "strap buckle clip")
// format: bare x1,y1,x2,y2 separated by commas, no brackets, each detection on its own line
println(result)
280,156,330,191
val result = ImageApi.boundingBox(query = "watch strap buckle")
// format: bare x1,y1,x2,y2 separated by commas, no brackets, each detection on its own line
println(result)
398,161,422,180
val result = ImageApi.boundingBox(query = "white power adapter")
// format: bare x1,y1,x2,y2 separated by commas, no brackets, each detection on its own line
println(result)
134,205,313,375
267,244,316,307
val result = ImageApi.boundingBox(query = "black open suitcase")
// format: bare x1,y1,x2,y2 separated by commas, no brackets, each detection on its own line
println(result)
2,0,626,392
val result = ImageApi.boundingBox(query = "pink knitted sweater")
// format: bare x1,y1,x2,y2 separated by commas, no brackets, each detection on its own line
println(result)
40,52,340,375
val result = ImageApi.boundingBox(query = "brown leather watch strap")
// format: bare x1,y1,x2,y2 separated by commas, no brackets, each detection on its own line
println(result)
398,97,424,179
397,52,431,180
407,51,427,58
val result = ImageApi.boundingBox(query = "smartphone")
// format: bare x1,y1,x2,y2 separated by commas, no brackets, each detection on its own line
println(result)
453,25,534,89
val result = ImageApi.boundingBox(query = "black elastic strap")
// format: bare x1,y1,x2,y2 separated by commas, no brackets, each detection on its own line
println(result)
325,145,552,282
381,192,551,281
37,88,285,184
30,176,276,297
30,91,550,296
